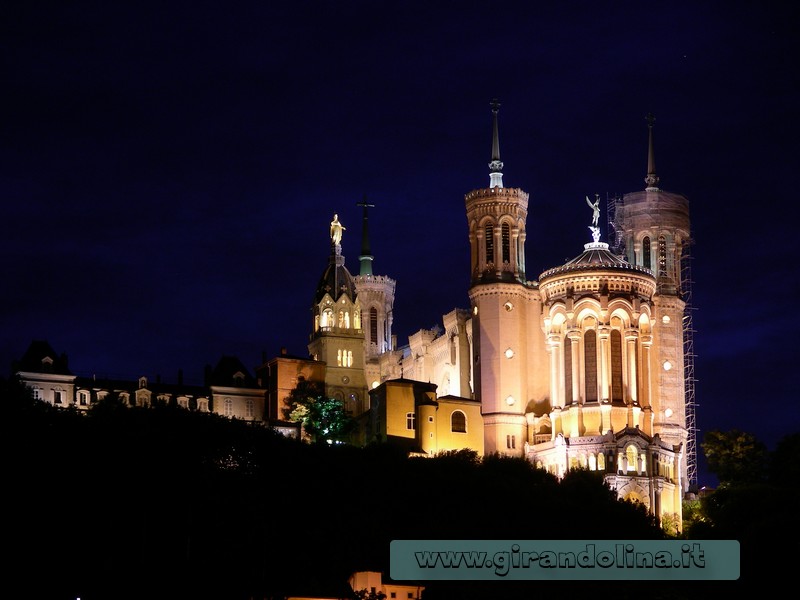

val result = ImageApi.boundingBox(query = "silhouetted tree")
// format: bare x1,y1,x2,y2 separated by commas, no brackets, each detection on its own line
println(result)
701,429,768,485
353,589,387,600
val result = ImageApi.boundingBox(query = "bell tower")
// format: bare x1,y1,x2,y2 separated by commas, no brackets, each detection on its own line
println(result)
308,213,369,416
353,198,396,391
609,114,693,489
466,100,545,456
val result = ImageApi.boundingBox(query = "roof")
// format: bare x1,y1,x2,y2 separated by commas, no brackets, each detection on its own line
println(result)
14,340,72,375
207,355,257,387
539,241,653,280
313,251,357,305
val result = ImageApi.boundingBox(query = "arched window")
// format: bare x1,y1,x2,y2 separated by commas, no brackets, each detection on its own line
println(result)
337,349,343,367
584,330,597,402
344,311,350,329
321,308,333,328
224,397,233,417
370,307,378,346
598,452,606,471
451,411,466,433
245,399,254,418
485,223,494,264
626,444,639,472
611,330,623,402
501,222,510,264
642,236,651,270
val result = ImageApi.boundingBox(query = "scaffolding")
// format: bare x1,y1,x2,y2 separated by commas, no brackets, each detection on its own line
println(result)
681,243,698,490
606,193,625,256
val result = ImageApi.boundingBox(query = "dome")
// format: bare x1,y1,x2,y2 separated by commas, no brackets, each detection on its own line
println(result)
540,242,650,280
313,252,357,305
538,241,656,302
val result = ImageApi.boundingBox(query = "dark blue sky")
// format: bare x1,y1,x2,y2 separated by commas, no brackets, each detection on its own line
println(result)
2,1,798,484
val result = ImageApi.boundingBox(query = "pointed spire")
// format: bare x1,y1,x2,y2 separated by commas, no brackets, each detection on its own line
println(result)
357,195,375,276
489,98,504,189
644,113,660,191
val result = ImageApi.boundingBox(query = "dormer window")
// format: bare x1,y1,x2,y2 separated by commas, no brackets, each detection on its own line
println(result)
233,372,245,387
139,377,148,389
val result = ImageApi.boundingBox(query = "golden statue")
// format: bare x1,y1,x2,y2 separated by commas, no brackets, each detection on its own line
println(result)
330,213,346,245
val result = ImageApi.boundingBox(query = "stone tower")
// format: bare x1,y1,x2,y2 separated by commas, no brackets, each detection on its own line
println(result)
466,100,548,456
308,214,369,416
352,198,396,392
610,114,692,491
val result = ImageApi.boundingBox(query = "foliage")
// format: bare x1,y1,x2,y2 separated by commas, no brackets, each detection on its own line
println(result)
680,497,707,537
353,589,387,600
283,379,356,444
659,512,681,538
701,428,768,485
433,447,481,466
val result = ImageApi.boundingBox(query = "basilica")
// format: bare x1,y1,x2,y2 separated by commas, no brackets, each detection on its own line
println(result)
14,104,694,528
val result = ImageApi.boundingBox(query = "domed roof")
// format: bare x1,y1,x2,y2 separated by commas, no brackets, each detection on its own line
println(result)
540,242,650,280
313,252,357,305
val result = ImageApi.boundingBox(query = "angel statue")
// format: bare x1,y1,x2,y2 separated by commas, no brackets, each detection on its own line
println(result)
586,195,600,228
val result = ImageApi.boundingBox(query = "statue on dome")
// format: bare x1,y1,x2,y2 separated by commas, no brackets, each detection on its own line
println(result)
586,195,600,228
330,213,346,246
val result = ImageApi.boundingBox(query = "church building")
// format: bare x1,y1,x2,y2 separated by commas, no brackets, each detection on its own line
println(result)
14,103,693,528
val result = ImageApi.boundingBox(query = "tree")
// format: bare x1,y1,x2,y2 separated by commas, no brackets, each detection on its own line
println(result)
701,429,768,485
353,589,387,600
283,379,356,444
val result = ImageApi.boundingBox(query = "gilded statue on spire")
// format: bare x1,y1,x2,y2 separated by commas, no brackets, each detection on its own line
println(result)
330,213,346,246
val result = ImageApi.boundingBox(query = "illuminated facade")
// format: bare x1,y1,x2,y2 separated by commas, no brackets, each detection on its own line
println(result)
14,105,692,528
371,104,691,526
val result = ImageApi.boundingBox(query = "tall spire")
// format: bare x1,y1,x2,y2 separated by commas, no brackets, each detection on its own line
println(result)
645,113,660,191
357,196,375,276
489,98,504,189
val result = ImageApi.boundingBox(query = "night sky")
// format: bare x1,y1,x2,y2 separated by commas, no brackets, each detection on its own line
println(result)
3,1,798,485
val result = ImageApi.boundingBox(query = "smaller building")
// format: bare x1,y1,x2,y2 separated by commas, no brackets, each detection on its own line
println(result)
349,571,424,600
366,378,484,456
258,347,326,423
